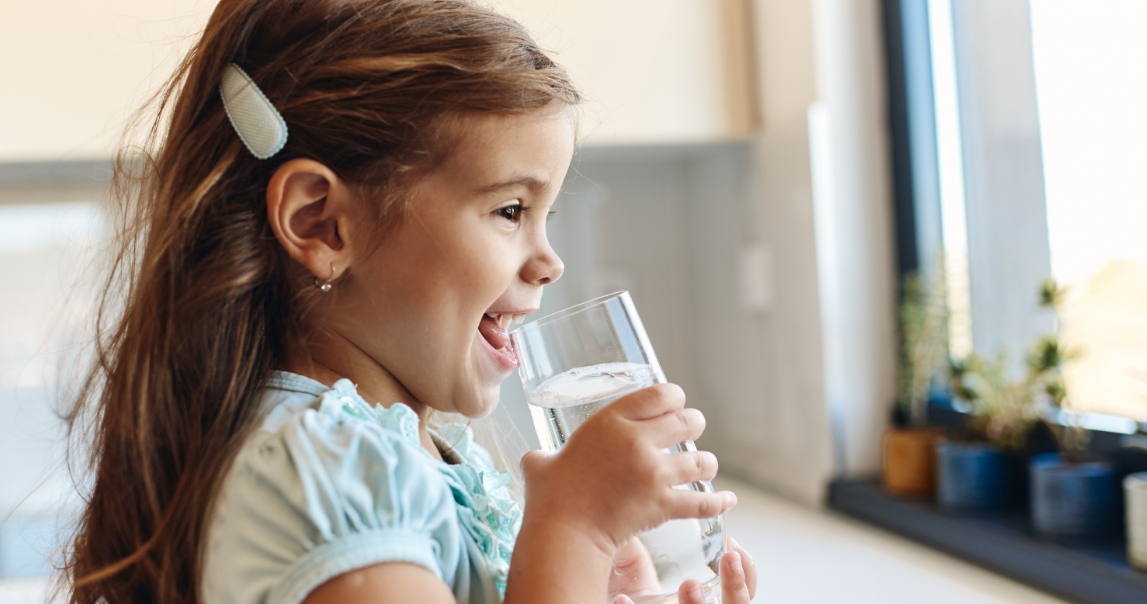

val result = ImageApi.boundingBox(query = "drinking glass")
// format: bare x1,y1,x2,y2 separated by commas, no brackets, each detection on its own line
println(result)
510,291,726,603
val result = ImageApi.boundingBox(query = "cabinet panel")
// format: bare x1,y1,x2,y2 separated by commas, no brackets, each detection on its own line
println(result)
0,1,757,161
488,0,758,145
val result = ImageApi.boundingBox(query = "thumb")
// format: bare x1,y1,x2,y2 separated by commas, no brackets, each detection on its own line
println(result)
519,449,550,477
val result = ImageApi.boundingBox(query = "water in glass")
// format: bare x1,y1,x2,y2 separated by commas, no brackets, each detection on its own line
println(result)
528,361,725,602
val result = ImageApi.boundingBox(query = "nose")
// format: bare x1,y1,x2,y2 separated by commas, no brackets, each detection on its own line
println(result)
523,237,564,285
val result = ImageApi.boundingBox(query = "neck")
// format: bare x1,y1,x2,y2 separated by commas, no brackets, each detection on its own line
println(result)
283,329,442,461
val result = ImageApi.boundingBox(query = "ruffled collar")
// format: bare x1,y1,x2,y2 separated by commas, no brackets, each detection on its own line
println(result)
315,378,522,596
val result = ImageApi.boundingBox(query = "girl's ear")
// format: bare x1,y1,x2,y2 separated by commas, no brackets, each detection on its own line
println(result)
266,159,356,282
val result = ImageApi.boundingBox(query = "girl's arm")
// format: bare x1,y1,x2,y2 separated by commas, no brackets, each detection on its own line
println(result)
304,563,457,604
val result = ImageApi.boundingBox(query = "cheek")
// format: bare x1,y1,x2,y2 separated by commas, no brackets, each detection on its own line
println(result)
460,235,520,294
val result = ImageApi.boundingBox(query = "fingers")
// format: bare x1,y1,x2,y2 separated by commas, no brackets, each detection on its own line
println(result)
644,407,706,448
676,579,705,604
609,383,686,420
612,597,635,604
677,542,756,604
664,450,719,485
611,383,705,448
665,489,737,520
720,549,752,603
728,538,757,599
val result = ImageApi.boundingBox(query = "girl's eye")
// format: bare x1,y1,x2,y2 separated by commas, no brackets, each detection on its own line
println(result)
495,203,525,223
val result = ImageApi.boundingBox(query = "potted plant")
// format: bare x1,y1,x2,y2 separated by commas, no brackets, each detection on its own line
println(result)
938,352,1040,511
1028,280,1117,539
883,270,947,497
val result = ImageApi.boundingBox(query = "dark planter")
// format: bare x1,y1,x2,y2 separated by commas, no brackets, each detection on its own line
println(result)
1002,422,1059,511
1002,451,1032,510
1030,453,1117,539
936,440,1007,511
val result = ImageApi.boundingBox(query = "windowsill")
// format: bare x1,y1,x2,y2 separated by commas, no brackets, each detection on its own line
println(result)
828,478,1147,604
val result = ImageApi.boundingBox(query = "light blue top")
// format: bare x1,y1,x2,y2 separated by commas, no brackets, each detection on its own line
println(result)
201,371,521,604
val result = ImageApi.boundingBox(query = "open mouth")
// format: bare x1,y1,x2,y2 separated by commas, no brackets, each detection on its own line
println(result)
478,312,526,370
478,313,525,351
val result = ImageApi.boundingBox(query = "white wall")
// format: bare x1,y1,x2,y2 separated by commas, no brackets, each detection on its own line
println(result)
682,0,896,502
808,0,898,479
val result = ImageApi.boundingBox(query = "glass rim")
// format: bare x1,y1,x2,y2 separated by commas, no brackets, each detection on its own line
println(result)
510,290,629,335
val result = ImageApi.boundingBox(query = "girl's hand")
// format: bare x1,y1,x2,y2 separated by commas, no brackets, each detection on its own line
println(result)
519,383,737,555
611,538,758,604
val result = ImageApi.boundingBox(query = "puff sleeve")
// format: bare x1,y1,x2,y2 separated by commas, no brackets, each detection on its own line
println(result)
202,384,475,604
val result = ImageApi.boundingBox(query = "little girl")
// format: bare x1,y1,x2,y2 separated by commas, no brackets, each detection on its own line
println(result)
65,1,756,603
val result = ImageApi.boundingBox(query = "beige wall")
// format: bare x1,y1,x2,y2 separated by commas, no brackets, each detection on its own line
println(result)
0,1,216,162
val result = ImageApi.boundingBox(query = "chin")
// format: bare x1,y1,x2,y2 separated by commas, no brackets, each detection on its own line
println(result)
451,384,502,419
474,390,502,419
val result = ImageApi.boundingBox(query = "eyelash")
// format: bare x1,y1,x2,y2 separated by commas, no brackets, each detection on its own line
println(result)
495,204,557,224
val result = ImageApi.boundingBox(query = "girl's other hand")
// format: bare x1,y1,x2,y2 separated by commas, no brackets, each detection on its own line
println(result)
519,383,737,555
606,539,661,599
611,538,758,604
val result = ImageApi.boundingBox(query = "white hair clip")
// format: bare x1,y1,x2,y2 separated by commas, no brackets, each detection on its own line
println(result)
220,64,288,159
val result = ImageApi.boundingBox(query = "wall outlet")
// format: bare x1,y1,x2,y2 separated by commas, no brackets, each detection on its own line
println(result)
740,242,775,313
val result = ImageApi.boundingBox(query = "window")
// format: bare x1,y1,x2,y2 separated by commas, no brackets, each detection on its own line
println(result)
0,189,107,578
890,0,1147,423
1030,0,1147,421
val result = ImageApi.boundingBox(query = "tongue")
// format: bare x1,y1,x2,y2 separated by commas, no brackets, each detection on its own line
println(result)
478,315,510,350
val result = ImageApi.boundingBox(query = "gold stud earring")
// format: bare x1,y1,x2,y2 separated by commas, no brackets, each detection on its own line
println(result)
314,263,336,292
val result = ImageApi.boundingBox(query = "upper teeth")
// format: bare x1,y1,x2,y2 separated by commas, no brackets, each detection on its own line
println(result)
486,313,527,329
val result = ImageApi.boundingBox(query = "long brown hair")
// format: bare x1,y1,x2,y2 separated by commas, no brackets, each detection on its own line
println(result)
64,1,579,602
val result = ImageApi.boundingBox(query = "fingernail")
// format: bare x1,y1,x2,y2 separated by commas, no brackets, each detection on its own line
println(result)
728,550,742,571
724,492,738,508
688,582,703,600
732,538,753,563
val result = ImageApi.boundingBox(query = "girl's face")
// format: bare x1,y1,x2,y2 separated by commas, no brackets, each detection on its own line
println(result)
336,107,574,418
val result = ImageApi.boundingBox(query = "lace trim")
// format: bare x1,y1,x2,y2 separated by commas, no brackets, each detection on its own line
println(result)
314,379,521,596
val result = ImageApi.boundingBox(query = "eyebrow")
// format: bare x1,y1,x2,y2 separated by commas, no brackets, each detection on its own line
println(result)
475,176,547,195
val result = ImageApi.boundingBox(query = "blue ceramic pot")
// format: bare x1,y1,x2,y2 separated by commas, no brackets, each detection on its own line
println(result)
936,440,1007,510
1030,453,1116,539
